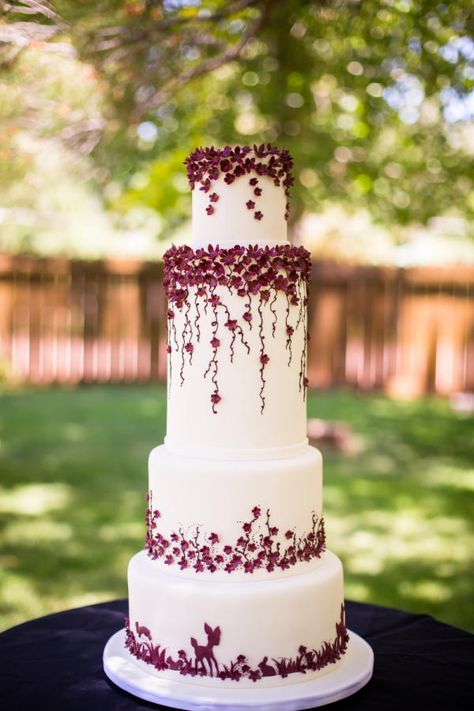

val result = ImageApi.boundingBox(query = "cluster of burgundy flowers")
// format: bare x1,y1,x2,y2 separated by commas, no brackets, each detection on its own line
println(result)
145,493,326,574
124,605,348,682
184,144,294,221
163,243,311,412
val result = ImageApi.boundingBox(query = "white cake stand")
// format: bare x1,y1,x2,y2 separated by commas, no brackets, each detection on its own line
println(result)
103,629,373,710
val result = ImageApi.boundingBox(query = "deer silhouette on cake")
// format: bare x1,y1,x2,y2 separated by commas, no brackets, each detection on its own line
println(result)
191,623,221,677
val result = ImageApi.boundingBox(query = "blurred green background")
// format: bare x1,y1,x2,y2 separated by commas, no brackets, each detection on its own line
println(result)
0,1,473,634
0,386,473,632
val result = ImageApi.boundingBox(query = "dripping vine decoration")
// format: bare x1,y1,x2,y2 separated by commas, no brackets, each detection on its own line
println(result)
163,243,311,413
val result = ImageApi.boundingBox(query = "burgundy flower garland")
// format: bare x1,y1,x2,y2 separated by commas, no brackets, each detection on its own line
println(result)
163,243,312,413
124,604,349,682
185,144,294,222
145,493,326,574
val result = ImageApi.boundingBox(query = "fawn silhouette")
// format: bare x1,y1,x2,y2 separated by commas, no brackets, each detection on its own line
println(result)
190,623,221,677
135,621,152,640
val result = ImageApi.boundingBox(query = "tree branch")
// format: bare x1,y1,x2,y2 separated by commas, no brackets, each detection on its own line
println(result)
132,0,273,119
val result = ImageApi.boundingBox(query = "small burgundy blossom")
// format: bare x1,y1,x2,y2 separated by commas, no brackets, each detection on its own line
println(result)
210,337,220,348
252,505,261,518
206,205,214,215
246,200,255,210
166,345,172,354
167,309,174,319
270,526,279,536
249,177,258,186
165,555,174,565
243,311,252,323
208,293,220,306
286,325,294,336
208,532,219,544
223,545,233,555
184,342,193,353
224,172,235,184
254,211,263,220
254,187,262,196
209,192,219,203
225,319,237,331
242,522,252,533
303,377,309,387
211,391,221,405
285,530,293,539
260,353,270,365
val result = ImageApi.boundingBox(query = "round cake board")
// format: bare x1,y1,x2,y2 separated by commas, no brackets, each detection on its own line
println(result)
103,629,373,710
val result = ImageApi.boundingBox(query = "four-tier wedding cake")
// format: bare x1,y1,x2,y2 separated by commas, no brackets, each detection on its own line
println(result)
124,144,349,690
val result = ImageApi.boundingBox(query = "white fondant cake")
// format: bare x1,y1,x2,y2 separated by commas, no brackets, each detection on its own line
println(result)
125,144,349,690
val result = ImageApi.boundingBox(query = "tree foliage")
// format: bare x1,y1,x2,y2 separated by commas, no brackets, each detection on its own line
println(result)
1,0,473,234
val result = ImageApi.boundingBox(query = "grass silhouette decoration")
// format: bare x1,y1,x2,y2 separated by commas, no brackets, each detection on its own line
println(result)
125,605,349,683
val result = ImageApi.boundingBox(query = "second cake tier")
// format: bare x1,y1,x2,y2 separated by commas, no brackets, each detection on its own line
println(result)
146,443,324,581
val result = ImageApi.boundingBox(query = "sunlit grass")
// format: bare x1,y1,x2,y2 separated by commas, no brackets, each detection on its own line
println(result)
0,385,472,632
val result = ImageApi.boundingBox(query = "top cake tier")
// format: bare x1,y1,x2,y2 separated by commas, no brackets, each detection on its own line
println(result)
186,145,293,246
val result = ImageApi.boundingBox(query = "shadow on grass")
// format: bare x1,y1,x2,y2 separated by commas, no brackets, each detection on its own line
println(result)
0,385,472,632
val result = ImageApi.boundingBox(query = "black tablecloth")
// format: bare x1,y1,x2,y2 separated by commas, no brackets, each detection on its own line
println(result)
0,599,472,710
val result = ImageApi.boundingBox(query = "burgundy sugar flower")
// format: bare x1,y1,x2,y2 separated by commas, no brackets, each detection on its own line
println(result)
225,319,237,331
166,345,172,354
260,353,270,365
210,337,220,348
208,293,220,306
209,192,219,203
303,377,309,387
224,173,235,185
243,311,252,323
211,391,221,405
208,532,219,544
184,343,193,353
246,200,255,210
285,530,293,539
167,309,174,319
254,187,262,196
249,177,258,186
254,211,263,220
252,506,261,518
242,522,252,533
206,205,214,215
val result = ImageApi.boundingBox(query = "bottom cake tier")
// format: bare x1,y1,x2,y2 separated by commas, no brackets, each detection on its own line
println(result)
126,550,349,688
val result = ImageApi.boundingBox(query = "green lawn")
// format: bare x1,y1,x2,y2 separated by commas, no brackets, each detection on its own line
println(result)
0,385,472,632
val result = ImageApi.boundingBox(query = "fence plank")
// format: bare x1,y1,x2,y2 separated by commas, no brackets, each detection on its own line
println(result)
0,255,472,396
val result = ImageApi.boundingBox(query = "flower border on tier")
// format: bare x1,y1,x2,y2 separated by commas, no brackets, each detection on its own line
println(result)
145,494,326,574
163,243,311,413
125,604,348,682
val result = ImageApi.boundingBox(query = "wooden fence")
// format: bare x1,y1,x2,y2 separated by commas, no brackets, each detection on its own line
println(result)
0,254,472,396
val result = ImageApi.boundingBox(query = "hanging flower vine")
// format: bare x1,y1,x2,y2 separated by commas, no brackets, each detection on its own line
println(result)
163,243,311,413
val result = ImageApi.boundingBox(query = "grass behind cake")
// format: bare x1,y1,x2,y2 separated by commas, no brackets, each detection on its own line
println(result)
0,384,472,633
